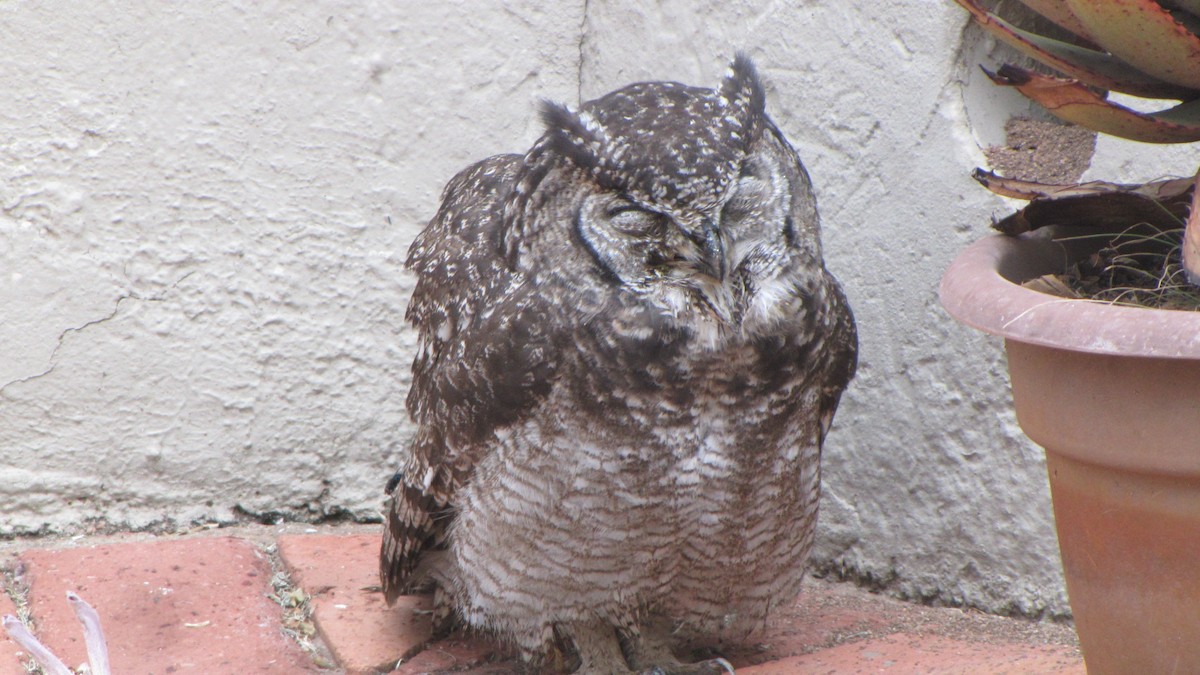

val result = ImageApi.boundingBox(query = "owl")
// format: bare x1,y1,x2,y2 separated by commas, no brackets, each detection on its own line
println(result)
381,55,857,674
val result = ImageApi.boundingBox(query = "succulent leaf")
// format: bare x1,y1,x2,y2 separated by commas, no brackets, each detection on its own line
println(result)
1065,0,1200,90
971,168,1194,201
1184,170,1200,283
1018,0,1098,40
954,0,1197,98
969,166,1195,200
956,0,1200,289
986,65,1200,142
1171,0,1200,18
971,169,1194,235
1169,5,1200,33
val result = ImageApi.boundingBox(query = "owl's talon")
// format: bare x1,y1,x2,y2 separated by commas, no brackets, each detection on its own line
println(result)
636,658,735,675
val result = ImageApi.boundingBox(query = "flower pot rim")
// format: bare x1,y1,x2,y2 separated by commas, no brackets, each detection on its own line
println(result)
939,232,1200,359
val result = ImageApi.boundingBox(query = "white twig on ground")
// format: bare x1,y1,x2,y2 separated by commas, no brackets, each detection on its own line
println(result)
2,591,112,675
68,592,110,675
1,613,73,675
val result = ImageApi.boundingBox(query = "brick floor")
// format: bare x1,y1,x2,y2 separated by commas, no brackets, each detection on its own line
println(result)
0,570,25,675
740,634,1085,674
388,636,499,674
0,525,1084,674
16,536,315,673
277,534,433,675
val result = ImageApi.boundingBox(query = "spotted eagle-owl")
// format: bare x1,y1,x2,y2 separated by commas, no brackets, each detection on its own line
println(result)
381,55,857,674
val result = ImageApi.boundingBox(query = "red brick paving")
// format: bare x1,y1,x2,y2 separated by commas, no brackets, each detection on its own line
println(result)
17,536,315,673
0,525,1084,674
0,581,25,675
388,636,499,674
740,635,1084,674
277,534,433,674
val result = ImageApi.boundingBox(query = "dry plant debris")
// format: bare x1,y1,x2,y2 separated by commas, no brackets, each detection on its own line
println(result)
1024,228,1200,310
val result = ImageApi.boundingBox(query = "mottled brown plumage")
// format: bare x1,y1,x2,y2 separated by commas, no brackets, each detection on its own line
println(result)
382,56,857,674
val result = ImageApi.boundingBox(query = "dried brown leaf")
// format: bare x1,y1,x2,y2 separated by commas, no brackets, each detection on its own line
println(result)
1022,274,1085,298
985,65,1200,143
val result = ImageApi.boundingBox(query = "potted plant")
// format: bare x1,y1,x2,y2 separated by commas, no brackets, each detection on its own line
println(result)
940,1,1200,672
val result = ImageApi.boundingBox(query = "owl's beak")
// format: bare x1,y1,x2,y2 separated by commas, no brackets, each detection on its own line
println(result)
686,218,727,282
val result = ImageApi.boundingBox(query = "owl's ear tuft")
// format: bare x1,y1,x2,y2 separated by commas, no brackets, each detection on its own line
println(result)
539,100,604,171
720,53,766,133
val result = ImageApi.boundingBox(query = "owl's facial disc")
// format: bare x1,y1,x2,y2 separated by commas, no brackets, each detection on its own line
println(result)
576,193,734,292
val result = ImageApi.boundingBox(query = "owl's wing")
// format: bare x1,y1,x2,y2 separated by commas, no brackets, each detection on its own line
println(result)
381,155,559,604
816,272,858,446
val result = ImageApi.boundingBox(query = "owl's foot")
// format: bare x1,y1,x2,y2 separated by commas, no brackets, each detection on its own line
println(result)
555,619,631,674
429,584,461,639
525,619,735,674
639,657,735,674
620,618,735,675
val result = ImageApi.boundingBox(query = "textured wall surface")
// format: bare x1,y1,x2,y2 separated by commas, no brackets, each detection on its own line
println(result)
0,0,583,529
4,0,1190,618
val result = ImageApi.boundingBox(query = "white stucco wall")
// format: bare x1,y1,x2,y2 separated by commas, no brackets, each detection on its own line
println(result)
4,0,1189,618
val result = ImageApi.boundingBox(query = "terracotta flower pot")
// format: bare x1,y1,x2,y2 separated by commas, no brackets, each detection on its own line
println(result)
939,231,1200,673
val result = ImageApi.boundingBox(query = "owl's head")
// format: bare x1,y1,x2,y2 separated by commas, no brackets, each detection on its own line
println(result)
505,55,821,322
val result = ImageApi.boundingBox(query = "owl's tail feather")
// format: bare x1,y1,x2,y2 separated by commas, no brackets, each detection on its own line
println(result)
379,481,448,605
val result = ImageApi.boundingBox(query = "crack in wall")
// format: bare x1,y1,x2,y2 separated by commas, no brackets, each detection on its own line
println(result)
577,0,590,102
0,297,127,395
0,271,198,395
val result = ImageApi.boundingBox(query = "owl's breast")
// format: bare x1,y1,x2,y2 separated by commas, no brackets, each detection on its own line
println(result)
453,300,829,627
568,301,817,442
532,334,822,625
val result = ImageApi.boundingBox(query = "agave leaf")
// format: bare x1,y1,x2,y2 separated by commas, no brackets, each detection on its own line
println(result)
971,168,1195,200
1169,4,1200,32
1171,0,1200,18
971,168,1073,200
986,65,1200,142
953,0,1197,98
991,190,1188,234
1019,0,1097,40
976,172,1193,235
1183,170,1200,284
973,169,1194,243
1065,0,1200,90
